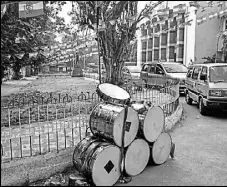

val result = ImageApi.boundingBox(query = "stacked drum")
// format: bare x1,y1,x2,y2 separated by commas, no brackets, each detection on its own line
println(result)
72,83,175,186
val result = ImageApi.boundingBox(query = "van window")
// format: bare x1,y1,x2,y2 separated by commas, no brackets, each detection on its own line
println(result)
156,64,164,74
192,67,201,80
149,64,156,73
142,64,149,72
186,67,193,78
200,67,208,80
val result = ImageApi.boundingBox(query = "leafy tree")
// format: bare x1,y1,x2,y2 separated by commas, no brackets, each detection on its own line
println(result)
1,1,66,81
69,1,165,85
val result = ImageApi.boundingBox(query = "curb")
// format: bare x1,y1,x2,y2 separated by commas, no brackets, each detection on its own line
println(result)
1,147,75,186
165,102,183,132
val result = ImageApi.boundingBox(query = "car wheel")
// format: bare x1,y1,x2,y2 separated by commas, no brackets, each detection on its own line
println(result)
185,92,193,105
199,98,207,116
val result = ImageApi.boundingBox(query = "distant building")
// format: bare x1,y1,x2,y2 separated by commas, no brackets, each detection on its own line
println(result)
136,1,197,67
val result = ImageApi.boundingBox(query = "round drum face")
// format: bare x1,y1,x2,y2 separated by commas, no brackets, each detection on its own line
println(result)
98,83,130,101
92,145,121,186
143,106,165,143
152,133,172,165
124,139,150,176
113,107,139,147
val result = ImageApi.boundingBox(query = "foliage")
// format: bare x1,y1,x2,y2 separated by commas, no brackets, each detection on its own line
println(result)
69,1,166,85
1,1,67,80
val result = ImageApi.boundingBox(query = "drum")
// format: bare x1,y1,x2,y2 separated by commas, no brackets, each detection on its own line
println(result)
89,102,139,147
149,133,172,165
73,136,121,186
97,83,130,105
138,106,165,143
124,138,150,176
72,136,100,175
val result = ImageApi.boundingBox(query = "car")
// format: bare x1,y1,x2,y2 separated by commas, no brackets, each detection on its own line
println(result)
185,63,227,115
101,66,138,83
140,62,188,93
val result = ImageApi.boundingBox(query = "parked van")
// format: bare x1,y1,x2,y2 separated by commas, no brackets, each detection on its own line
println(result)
140,62,188,92
185,63,227,115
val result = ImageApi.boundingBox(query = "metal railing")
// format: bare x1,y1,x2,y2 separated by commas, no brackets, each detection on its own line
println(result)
1,76,180,163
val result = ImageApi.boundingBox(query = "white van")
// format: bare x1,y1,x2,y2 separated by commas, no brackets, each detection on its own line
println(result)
185,63,227,115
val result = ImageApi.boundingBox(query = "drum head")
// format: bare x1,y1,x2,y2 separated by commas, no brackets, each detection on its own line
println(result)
143,106,165,143
124,139,150,176
152,133,172,165
92,145,121,186
113,107,139,147
98,83,130,101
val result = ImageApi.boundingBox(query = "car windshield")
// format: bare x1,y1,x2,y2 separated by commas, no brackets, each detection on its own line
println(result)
163,63,188,73
209,65,227,83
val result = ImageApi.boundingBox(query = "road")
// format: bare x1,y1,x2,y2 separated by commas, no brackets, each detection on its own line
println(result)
118,96,227,186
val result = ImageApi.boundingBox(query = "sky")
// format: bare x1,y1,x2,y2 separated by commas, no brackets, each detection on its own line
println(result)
57,1,72,25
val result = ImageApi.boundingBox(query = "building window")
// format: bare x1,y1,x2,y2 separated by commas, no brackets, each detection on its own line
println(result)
154,24,160,33
169,46,175,59
148,38,153,49
142,40,147,50
154,37,160,47
170,31,176,44
154,49,159,60
161,33,167,45
142,28,147,37
148,51,152,61
142,51,147,63
178,44,184,58
179,28,184,41
148,27,153,36
161,48,166,60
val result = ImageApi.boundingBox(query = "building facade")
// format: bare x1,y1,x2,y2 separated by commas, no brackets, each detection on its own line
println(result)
136,1,227,68
194,1,227,63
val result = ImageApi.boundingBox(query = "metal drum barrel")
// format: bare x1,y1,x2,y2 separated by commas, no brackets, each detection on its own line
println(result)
138,106,165,143
149,132,172,165
124,138,150,176
73,136,121,186
96,83,131,105
89,102,139,147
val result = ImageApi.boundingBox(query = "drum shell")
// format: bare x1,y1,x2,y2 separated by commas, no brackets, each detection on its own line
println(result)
123,138,150,176
137,106,165,143
72,136,101,175
96,83,131,105
148,133,172,165
73,137,121,186
89,102,139,147
85,142,121,186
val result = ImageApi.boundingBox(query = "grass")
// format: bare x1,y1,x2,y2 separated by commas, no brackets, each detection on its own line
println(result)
1,76,98,127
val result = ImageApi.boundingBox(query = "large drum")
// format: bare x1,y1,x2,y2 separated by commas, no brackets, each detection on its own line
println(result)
73,136,121,186
97,83,130,105
149,133,172,165
124,138,150,176
89,102,139,147
138,106,165,143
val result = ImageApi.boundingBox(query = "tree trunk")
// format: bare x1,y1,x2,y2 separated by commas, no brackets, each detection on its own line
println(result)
98,24,135,86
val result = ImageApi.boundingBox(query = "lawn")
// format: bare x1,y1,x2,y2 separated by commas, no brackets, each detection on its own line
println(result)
1,76,99,127
1,76,98,97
